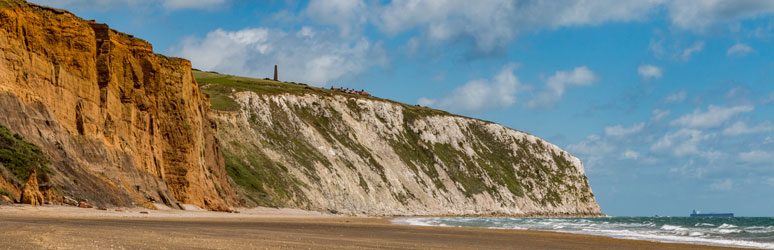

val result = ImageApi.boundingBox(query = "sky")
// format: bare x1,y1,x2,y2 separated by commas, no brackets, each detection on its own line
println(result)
31,0,774,217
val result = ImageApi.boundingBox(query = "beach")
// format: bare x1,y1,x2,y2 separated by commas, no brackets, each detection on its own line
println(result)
0,205,749,250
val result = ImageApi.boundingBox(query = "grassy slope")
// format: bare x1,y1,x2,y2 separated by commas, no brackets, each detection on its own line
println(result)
0,125,51,185
193,70,468,207
193,70,450,117
194,70,592,209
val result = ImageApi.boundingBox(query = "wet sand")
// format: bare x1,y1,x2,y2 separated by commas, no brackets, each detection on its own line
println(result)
0,205,749,250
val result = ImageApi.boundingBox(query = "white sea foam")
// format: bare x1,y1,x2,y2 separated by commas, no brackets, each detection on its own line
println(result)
717,229,742,234
660,224,687,231
392,218,435,227
391,217,774,250
746,226,774,233
577,228,774,249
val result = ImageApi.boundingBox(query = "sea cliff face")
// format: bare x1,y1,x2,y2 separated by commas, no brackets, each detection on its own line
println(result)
210,87,601,216
0,1,236,210
0,0,601,216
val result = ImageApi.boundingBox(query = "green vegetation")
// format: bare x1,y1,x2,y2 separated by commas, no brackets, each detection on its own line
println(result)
195,70,590,208
194,70,333,111
388,117,578,206
193,69,454,120
0,125,52,182
0,189,13,200
223,141,307,207
0,0,22,8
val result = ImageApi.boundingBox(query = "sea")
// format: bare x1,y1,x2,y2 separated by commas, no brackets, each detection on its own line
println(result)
393,216,774,249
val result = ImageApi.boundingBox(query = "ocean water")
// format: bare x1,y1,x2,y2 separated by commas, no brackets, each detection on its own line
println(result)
393,216,774,249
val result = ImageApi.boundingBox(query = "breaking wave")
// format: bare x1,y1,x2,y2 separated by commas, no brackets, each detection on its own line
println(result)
393,216,774,249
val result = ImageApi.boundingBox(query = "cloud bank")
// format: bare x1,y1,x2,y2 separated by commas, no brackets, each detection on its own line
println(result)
528,66,598,109
727,43,754,56
417,63,523,112
670,105,754,128
170,27,386,86
637,64,662,79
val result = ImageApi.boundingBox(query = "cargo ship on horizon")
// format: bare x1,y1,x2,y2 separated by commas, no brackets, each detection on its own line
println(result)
690,210,734,218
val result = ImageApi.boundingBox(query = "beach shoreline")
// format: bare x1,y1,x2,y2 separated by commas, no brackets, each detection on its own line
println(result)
0,205,754,250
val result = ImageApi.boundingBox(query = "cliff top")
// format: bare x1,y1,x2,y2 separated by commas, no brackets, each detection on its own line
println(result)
194,70,453,118
0,0,190,59
192,70,543,137
0,0,74,21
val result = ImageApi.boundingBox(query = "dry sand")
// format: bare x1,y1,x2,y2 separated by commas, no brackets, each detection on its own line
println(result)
0,205,750,250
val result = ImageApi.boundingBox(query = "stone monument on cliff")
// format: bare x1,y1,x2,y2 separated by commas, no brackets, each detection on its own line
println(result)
273,64,278,81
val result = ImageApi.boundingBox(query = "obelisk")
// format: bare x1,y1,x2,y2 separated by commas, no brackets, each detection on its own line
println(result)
273,64,278,81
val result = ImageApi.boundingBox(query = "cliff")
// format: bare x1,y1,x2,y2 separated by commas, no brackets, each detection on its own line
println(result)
197,71,601,216
0,1,236,210
0,0,601,216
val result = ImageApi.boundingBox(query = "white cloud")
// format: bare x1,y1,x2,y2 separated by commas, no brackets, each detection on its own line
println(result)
739,150,774,163
527,66,597,109
722,121,774,135
651,109,671,121
417,63,523,112
605,122,645,137
378,0,515,52
651,128,707,156
375,0,774,55
710,179,733,191
669,159,704,178
377,0,661,53
649,37,667,57
170,27,386,86
637,64,662,79
378,0,774,53
30,0,225,10
664,90,687,103
725,87,747,99
727,42,754,56
622,150,640,160
163,0,225,9
666,0,774,31
567,134,614,156
680,41,704,61
701,150,727,163
670,105,754,128
305,0,366,37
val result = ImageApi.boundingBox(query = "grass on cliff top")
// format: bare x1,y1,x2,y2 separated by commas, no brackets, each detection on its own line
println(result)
0,0,69,14
193,69,452,118
0,0,23,8
0,125,52,182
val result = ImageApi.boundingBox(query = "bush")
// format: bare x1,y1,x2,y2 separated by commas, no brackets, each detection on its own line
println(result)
0,125,52,181
0,189,13,200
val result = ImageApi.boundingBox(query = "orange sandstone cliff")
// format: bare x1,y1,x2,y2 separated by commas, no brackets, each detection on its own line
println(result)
0,1,236,210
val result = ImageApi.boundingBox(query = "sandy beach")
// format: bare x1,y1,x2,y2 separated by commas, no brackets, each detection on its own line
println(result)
0,205,751,250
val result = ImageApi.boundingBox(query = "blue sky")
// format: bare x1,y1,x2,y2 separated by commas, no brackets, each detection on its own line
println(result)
33,0,774,217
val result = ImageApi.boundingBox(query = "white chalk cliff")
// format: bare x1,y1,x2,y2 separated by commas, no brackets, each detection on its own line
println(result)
213,91,601,216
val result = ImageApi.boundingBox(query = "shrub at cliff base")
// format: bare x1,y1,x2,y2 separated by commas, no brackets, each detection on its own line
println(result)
0,125,52,183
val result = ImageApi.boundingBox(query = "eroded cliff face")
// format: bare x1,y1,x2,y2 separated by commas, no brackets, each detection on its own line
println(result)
214,90,601,216
0,1,236,210
0,0,600,215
